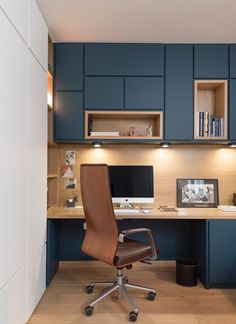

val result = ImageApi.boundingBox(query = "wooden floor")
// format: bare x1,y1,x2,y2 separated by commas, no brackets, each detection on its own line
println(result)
28,261,236,324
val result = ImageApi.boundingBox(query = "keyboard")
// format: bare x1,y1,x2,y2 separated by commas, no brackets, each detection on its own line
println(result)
114,208,141,214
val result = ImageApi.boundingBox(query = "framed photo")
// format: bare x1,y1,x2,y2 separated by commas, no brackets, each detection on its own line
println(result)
177,179,219,208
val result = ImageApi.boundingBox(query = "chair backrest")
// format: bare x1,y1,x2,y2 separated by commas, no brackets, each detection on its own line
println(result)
80,164,118,266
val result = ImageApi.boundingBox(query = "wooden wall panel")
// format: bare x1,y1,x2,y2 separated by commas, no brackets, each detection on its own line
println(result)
55,145,236,207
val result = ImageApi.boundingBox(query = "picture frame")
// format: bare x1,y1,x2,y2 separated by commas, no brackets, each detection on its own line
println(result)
177,179,219,208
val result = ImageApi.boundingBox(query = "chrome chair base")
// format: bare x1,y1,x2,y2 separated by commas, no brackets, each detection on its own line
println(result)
86,268,156,314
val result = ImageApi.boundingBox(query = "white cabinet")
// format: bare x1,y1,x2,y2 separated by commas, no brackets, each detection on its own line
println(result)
28,0,48,70
26,246,46,320
28,52,47,259
0,0,29,43
0,10,28,289
0,268,26,324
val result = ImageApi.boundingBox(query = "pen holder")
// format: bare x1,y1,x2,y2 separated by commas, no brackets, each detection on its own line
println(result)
233,193,236,206
66,199,75,208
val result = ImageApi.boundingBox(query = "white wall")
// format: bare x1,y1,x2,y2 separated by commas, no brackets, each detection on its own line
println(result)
0,0,48,323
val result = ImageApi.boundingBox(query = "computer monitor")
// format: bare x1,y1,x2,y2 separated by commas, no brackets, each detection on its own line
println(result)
109,165,154,206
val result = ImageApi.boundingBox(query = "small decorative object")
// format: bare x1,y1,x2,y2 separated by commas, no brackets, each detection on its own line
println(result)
147,125,153,136
61,165,73,178
66,195,78,208
65,150,75,165
177,179,219,208
128,127,135,136
65,178,77,189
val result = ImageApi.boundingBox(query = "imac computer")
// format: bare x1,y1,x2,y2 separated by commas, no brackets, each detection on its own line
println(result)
109,165,154,208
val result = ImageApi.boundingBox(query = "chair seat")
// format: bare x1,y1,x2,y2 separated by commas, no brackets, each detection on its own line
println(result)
114,239,153,267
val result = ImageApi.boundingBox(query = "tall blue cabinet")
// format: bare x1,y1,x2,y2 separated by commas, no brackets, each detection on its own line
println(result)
54,43,84,141
165,45,193,140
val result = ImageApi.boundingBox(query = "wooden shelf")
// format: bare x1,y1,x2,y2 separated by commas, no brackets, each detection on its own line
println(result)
85,111,163,140
194,80,228,140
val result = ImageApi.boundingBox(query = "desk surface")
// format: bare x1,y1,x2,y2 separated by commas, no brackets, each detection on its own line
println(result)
47,206,236,220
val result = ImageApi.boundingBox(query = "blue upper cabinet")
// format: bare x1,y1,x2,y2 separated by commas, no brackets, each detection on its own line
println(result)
55,92,84,140
194,44,228,78
229,79,236,140
55,43,83,91
125,77,164,110
85,43,164,76
230,45,236,78
165,45,193,141
85,77,124,109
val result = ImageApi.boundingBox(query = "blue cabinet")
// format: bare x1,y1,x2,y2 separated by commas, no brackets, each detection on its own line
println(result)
55,92,84,140
194,44,228,78
165,45,193,140
230,45,236,78
208,220,236,287
85,43,164,76
85,77,124,109
55,43,83,91
229,79,236,140
125,77,164,110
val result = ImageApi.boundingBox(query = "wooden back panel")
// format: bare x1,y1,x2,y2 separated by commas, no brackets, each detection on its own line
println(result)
80,164,118,266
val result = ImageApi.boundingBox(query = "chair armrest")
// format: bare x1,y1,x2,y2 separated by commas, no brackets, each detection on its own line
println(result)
118,228,158,261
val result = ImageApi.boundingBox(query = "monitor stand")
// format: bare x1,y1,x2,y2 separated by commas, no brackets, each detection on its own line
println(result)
118,203,134,209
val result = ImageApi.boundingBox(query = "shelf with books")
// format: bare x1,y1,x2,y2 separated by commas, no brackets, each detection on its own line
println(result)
85,111,163,140
194,80,228,140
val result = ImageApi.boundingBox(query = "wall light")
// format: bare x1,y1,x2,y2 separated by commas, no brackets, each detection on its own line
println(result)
228,143,236,148
47,71,53,110
160,142,171,148
92,142,102,148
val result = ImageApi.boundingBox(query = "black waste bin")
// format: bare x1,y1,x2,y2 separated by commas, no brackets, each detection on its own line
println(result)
176,259,197,286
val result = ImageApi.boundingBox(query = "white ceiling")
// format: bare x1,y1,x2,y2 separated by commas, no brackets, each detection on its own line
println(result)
36,0,236,43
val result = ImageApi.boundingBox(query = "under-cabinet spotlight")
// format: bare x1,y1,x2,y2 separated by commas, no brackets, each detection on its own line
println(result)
160,142,171,148
228,143,236,148
92,142,102,148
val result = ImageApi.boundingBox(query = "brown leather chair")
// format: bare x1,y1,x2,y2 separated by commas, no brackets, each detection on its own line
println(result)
80,164,158,322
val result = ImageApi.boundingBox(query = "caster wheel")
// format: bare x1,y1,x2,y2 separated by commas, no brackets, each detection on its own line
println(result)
86,285,94,294
147,291,156,301
126,264,133,270
84,306,94,316
129,311,138,322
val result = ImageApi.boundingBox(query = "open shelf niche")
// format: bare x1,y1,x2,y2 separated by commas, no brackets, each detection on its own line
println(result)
85,111,163,140
194,80,228,140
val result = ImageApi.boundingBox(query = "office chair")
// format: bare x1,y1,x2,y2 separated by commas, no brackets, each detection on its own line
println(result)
80,164,159,322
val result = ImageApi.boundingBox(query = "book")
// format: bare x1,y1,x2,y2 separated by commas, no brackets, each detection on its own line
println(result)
90,131,120,136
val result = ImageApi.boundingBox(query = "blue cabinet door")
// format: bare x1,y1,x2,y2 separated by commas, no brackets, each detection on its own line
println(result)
125,77,164,110
194,44,228,78
230,45,236,78
85,43,164,76
55,92,84,140
208,220,236,287
229,79,236,140
85,77,124,109
165,45,193,140
55,43,83,91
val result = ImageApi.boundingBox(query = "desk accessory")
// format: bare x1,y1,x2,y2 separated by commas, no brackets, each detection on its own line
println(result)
158,206,178,212
177,179,219,208
66,195,78,208
218,205,236,212
233,193,236,206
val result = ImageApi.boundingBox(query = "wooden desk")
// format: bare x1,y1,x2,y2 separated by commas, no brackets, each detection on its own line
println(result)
47,207,236,289
48,206,236,220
